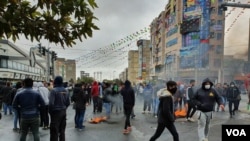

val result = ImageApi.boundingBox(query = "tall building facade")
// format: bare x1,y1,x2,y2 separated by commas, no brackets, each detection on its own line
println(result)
55,58,76,83
150,11,166,80
127,50,139,84
137,39,151,81
179,0,225,83
150,0,225,83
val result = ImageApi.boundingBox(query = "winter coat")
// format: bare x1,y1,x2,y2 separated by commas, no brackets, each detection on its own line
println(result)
91,81,99,97
143,84,153,100
37,82,50,105
103,87,112,103
12,87,45,119
193,78,223,112
49,76,70,113
156,88,175,123
226,82,240,101
120,80,135,108
71,86,87,110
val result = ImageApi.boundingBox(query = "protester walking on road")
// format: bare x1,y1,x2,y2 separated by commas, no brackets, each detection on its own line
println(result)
49,76,70,141
142,83,153,114
226,82,240,118
120,80,135,134
102,82,112,119
186,79,197,122
193,78,224,141
149,80,179,141
12,78,45,141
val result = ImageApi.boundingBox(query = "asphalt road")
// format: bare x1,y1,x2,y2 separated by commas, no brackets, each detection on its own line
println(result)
0,94,249,141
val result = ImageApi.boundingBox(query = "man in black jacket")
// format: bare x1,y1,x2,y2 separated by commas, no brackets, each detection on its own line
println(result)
226,82,240,118
49,76,70,141
193,78,224,141
120,80,135,134
71,83,87,131
149,80,179,141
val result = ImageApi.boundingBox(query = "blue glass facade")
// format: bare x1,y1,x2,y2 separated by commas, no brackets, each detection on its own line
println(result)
180,0,210,69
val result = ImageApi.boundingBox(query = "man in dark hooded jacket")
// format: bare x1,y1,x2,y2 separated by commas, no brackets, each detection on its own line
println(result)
120,80,135,134
226,81,240,118
149,80,179,141
49,76,70,141
193,78,224,141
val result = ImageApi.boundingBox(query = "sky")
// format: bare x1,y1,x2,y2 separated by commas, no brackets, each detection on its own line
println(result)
12,0,168,80
9,0,250,80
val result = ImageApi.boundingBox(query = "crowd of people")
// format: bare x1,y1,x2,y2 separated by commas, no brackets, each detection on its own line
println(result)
0,76,250,141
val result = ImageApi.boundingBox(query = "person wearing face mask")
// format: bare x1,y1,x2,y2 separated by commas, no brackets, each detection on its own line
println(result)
226,82,240,118
149,80,179,141
192,78,224,141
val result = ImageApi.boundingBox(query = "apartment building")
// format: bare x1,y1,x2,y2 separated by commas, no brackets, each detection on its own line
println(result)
150,0,225,83
54,58,76,83
127,50,139,84
137,39,151,81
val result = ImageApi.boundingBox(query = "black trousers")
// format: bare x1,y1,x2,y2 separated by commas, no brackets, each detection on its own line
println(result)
186,100,196,119
50,110,67,141
228,100,237,115
150,122,179,141
40,105,49,127
124,106,133,129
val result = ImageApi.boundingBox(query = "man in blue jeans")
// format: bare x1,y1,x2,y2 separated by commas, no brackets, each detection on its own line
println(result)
102,82,112,119
71,83,87,131
12,78,45,141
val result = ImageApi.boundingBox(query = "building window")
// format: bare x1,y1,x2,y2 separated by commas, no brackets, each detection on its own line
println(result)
217,20,223,25
210,32,215,38
217,33,222,40
0,59,7,68
216,45,222,54
214,59,221,68
68,66,72,71
210,19,216,26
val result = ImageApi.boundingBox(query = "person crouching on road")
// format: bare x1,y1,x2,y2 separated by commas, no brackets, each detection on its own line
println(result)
193,78,224,141
149,80,179,141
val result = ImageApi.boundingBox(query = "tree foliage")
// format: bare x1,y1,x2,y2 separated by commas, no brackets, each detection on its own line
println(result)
77,76,94,84
0,0,99,47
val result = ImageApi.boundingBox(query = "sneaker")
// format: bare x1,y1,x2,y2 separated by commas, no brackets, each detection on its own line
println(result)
189,118,195,122
123,129,130,134
142,111,145,114
78,128,83,132
202,138,208,141
42,126,48,130
13,128,20,132
131,115,136,119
